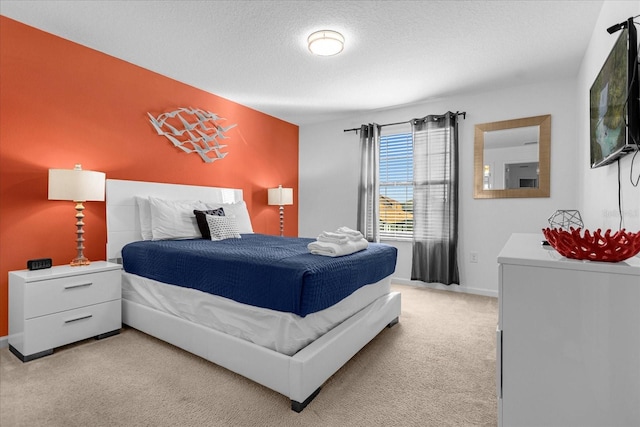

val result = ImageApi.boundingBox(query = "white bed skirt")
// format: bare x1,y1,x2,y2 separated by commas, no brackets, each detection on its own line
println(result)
122,272,392,356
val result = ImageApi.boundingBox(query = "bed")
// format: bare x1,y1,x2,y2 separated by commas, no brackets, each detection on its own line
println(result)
105,179,401,412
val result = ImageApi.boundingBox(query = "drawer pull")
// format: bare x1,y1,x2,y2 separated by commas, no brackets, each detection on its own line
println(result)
64,282,93,290
64,314,93,324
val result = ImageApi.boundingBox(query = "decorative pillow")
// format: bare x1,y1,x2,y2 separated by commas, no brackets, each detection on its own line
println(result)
206,215,241,241
148,196,206,240
135,196,153,240
193,208,225,239
203,200,254,234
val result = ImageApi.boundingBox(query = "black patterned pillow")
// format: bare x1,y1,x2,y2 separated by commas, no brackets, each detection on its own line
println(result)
206,215,241,241
194,208,225,239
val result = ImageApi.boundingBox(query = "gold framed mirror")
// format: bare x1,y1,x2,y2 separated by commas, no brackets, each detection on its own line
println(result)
474,114,550,199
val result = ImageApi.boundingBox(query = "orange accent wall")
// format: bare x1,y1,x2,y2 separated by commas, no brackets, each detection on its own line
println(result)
0,17,299,337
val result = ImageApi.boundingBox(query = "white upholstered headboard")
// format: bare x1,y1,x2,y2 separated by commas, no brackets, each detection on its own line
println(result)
105,179,243,261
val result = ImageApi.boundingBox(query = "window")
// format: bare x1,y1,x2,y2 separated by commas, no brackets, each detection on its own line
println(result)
412,126,451,241
358,113,459,283
379,123,453,241
379,131,413,239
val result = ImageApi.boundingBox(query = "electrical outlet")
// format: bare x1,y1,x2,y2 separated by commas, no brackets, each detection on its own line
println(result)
470,252,479,263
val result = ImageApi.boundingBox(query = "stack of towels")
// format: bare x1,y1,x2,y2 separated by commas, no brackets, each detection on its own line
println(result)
307,226,369,257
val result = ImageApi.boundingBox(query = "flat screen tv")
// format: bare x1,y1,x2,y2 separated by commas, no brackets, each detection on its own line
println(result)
589,18,639,168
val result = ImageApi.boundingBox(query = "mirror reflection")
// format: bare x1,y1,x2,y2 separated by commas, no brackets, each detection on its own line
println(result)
474,115,550,199
482,126,540,190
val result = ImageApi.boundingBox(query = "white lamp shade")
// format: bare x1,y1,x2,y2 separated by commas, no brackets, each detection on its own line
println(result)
268,186,293,206
308,30,344,56
48,165,106,202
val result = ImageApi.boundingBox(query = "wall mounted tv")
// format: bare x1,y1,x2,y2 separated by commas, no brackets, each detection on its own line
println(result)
589,17,639,168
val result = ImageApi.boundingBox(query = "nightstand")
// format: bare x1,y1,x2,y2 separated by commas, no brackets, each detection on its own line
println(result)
8,261,122,362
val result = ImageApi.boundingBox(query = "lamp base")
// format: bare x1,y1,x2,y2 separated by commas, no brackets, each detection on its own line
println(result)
70,256,91,267
279,205,285,237
70,201,90,267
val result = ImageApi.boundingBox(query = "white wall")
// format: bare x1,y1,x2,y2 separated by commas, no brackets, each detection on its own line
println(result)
577,1,640,231
299,78,578,297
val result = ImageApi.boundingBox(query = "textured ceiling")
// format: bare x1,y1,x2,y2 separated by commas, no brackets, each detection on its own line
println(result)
1,0,604,125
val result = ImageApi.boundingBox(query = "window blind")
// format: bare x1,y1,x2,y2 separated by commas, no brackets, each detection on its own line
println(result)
412,126,451,241
379,132,413,239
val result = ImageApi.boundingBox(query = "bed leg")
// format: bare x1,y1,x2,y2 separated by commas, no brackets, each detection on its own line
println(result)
387,317,399,328
291,387,321,412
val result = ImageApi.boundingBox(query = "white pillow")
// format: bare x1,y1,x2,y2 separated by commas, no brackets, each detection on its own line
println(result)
148,197,206,240
134,196,153,240
206,215,241,241
203,200,253,233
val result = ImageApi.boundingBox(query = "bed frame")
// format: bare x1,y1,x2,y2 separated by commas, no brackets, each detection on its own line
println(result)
105,179,401,412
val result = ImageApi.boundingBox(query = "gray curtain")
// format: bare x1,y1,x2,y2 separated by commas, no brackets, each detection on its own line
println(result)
411,112,459,285
357,123,381,242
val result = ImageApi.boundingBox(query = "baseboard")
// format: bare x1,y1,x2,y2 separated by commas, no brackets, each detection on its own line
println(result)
392,278,498,298
0,335,8,349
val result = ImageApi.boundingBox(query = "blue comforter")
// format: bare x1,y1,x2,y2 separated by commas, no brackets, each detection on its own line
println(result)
122,234,397,317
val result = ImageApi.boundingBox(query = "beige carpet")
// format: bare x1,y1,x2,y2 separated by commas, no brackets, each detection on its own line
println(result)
0,284,498,426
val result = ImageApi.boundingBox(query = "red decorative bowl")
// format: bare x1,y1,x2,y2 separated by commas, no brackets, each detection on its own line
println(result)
542,228,640,262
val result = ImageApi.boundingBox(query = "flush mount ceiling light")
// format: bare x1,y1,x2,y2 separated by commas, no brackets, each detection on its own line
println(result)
307,30,344,56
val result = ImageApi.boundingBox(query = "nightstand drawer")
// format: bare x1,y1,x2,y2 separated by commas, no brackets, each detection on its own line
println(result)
21,299,121,356
23,269,121,319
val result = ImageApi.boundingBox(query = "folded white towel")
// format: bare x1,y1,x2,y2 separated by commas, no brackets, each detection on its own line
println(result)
307,238,369,257
336,226,364,240
317,231,350,244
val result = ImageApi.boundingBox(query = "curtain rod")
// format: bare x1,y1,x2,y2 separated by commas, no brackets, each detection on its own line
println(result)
343,111,466,133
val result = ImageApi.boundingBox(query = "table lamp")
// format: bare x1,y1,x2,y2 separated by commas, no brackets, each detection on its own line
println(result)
48,164,106,266
268,185,293,237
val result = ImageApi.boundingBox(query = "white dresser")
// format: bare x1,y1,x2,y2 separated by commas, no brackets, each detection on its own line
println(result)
497,233,640,427
9,261,122,362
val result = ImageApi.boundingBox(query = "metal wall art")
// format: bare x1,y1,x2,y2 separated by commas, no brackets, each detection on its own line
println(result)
148,107,237,163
